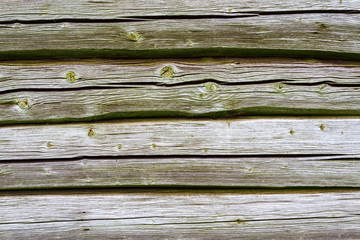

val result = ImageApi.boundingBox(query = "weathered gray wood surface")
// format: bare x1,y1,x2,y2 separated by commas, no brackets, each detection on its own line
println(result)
0,13,360,59
1,155,360,189
0,118,359,161
1,0,359,21
0,190,359,239
1,59,360,124
2,0,360,238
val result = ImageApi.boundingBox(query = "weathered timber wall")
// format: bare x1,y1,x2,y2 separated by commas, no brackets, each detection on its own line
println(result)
1,0,360,239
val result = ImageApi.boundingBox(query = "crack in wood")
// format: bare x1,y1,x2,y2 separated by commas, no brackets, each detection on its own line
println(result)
0,214,355,226
0,154,345,164
0,10,359,25
2,78,360,96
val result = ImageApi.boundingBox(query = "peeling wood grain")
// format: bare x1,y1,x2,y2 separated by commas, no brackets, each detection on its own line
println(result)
0,0,359,21
0,14,360,60
1,155,360,189
1,59,360,123
0,191,360,239
0,118,359,161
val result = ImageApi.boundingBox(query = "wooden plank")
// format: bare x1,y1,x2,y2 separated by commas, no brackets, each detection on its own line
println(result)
0,118,359,161
0,191,360,239
1,59,360,124
1,155,360,189
1,13,360,60
0,0,359,21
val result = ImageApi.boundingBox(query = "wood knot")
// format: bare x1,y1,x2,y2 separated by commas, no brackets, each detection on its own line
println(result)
236,218,244,224
317,22,328,30
17,99,31,110
319,124,325,131
117,144,123,150
88,129,95,137
65,71,76,83
126,32,141,41
204,82,218,91
160,66,175,78
290,129,295,135
277,84,284,92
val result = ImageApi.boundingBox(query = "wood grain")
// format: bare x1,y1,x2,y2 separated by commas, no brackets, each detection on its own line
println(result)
0,191,359,239
1,59,360,124
0,118,359,161
1,155,360,189
0,13,360,60
0,0,359,21
1,1,360,238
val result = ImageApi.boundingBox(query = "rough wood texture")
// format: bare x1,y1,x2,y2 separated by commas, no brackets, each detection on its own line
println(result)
0,13,360,60
1,0,359,21
2,0,360,238
0,191,359,239
1,155,360,189
1,59,360,124
0,118,359,161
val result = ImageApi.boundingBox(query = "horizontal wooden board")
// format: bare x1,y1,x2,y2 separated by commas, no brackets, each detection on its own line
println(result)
0,0,359,21
1,155,360,189
1,59,360,124
1,191,360,239
0,13,360,60
0,118,359,161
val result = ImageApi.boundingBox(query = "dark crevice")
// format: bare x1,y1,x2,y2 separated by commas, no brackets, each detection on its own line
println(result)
0,14,257,24
0,86,139,95
0,9,359,25
1,48,360,62
0,186,359,195
141,215,356,226
246,9,360,15
285,80,360,87
0,214,355,226
0,154,347,164
1,108,360,127
0,216,164,225
2,78,360,95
